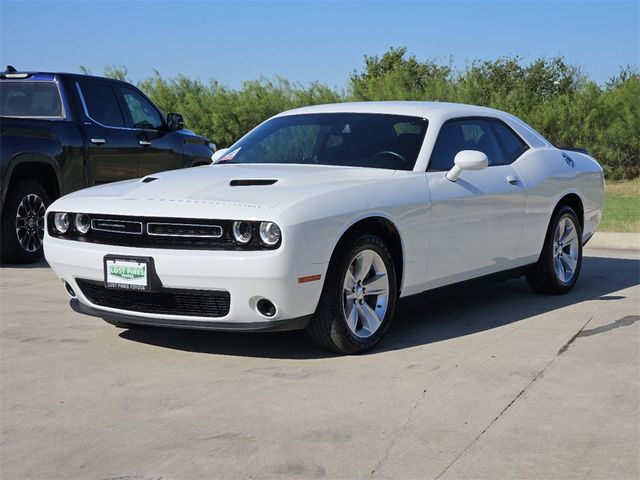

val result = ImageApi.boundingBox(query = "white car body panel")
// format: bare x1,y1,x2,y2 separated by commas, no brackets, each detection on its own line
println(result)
44,101,604,330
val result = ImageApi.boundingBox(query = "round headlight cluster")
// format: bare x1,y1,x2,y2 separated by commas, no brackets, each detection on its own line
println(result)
231,220,281,246
52,213,91,235
53,212,70,234
74,213,91,234
259,222,281,246
232,221,253,244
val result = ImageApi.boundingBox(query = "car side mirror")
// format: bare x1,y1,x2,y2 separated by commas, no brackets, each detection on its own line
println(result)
446,150,488,182
166,113,184,131
211,147,230,163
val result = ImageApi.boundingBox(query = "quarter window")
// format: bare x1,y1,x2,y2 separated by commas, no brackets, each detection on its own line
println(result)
120,87,163,130
491,120,529,163
79,82,125,127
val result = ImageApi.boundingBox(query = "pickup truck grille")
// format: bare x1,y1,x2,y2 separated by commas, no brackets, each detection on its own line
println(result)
76,279,231,318
47,214,271,250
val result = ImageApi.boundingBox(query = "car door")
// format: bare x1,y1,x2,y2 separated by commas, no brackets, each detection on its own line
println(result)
117,86,184,177
425,117,528,286
76,80,140,185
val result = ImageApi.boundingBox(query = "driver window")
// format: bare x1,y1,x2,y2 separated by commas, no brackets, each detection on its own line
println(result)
120,87,163,130
429,118,505,170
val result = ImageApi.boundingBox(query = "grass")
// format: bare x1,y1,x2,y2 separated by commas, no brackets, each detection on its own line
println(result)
599,179,640,233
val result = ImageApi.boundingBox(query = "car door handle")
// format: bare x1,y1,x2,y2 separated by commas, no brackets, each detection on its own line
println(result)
138,140,152,146
90,138,106,145
506,175,520,185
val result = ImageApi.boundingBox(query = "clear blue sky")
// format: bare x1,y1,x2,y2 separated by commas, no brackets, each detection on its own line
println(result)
1,0,638,88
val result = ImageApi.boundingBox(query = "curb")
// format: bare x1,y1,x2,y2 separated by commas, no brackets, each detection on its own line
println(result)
585,232,639,251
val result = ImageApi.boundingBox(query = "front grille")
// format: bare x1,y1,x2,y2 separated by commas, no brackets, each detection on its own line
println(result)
48,214,277,250
76,279,231,318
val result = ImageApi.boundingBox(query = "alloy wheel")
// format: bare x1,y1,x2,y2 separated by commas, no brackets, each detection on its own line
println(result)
342,249,390,339
15,193,46,253
552,216,580,283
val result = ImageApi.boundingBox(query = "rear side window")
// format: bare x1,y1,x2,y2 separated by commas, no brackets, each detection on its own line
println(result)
78,82,125,127
0,81,63,118
491,120,529,163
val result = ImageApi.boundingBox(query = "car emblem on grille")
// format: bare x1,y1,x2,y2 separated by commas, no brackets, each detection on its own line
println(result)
91,219,144,234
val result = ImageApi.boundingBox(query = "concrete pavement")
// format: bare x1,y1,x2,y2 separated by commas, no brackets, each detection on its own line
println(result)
1,249,638,479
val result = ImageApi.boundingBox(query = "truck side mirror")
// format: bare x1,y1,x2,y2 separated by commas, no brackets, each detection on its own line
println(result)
167,113,184,131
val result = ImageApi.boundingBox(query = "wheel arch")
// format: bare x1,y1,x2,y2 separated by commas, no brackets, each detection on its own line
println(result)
4,156,61,200
329,215,405,296
554,191,584,230
2,156,61,217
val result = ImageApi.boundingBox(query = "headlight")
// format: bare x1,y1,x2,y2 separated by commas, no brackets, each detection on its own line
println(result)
259,222,281,246
53,212,70,234
232,221,253,244
74,213,91,234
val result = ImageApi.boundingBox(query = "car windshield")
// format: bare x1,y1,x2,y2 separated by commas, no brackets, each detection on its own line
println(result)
0,81,63,118
221,113,428,171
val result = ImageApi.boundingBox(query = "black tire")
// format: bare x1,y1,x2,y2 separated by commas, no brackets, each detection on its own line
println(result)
526,205,583,295
307,234,398,354
0,180,50,264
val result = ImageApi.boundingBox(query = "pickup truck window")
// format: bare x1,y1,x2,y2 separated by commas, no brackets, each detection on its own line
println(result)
78,82,125,127
0,81,63,118
120,87,163,130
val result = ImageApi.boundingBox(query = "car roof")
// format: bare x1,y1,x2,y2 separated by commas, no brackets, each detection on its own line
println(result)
0,70,133,86
275,101,506,119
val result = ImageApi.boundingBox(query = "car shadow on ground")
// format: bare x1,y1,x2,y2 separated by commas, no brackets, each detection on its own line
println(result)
0,259,50,269
118,255,639,359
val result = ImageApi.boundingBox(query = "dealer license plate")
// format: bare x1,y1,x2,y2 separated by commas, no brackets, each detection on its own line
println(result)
104,257,149,291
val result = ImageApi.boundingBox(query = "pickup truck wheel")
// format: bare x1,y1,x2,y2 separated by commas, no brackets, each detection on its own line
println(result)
0,180,50,264
307,234,397,354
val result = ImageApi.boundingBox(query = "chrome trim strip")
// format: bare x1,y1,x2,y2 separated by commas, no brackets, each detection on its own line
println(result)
91,219,143,235
146,222,223,238
75,82,158,132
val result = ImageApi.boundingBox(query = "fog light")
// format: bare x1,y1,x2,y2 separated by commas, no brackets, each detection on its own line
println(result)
64,281,76,298
74,213,91,234
256,298,277,317
53,212,70,234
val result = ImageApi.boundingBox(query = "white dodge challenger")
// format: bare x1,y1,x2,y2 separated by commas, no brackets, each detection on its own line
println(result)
44,102,604,354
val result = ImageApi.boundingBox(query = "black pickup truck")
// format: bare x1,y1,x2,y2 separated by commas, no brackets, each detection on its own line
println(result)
0,68,215,264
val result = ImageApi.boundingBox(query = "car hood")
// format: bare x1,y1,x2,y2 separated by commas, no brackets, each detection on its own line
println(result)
55,164,397,216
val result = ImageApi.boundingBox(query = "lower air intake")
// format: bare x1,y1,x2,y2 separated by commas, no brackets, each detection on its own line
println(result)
76,279,230,318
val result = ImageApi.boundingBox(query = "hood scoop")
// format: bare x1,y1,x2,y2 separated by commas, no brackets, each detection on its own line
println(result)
229,179,278,186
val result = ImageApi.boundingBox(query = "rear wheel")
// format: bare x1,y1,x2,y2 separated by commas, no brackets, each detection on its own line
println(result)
307,234,397,354
526,205,582,295
0,180,50,264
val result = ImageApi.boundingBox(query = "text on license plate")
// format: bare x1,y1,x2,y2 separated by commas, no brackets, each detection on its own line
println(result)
105,258,148,290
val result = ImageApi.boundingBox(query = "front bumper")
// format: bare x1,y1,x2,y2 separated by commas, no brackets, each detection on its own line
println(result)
45,235,326,330
70,299,311,331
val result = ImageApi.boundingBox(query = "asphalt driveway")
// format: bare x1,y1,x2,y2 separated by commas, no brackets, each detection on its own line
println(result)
1,248,638,479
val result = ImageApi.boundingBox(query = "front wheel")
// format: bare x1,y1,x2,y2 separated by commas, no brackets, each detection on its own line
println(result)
526,205,583,295
307,234,397,354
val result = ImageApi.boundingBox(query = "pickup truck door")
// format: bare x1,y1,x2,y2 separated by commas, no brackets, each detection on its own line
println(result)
76,80,139,185
425,117,528,287
116,86,185,177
